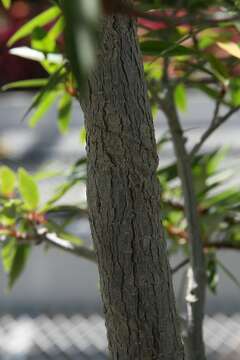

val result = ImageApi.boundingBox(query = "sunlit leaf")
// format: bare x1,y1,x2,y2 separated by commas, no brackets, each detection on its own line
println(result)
28,90,59,128
8,6,61,46
0,166,15,196
1,0,11,9
1,79,47,91
31,17,64,53
18,168,39,210
48,16,65,41
230,78,240,106
22,65,65,125
174,83,187,112
80,127,86,144
217,41,240,60
33,169,61,182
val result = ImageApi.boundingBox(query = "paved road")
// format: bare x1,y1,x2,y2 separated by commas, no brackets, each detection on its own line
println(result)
0,91,239,315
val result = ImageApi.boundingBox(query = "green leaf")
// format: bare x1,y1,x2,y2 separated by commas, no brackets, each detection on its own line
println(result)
48,16,65,40
206,147,228,176
57,92,72,133
80,126,86,144
206,54,229,82
1,79,48,91
28,90,59,128
174,83,187,112
140,41,194,57
0,201,20,226
22,65,65,123
1,238,16,273
206,252,218,294
0,166,15,196
230,79,240,106
59,231,83,245
8,245,31,289
8,6,61,46
31,27,52,53
204,189,239,208
18,168,39,210
31,17,64,53
45,180,77,207
33,169,61,182
1,0,11,9
45,219,84,245
194,84,220,101
46,204,87,217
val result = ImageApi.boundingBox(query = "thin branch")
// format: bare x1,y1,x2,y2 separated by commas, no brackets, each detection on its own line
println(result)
190,106,240,159
164,198,185,211
37,228,97,264
137,11,240,28
206,241,240,251
163,197,208,215
162,61,206,359
166,225,240,251
172,258,190,274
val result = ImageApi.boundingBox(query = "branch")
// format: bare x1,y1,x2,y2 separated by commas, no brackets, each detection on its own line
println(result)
172,258,189,274
137,10,240,28
170,241,240,277
206,241,240,251
190,107,240,159
163,197,208,215
162,66,206,359
37,228,97,263
167,225,240,251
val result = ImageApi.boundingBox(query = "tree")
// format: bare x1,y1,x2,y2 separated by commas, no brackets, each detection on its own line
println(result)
1,1,240,359
79,14,184,360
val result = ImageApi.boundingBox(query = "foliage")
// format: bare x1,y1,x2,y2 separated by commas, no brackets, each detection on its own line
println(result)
1,0,240,295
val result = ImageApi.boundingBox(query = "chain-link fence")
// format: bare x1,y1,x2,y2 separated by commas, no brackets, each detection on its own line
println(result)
0,314,239,359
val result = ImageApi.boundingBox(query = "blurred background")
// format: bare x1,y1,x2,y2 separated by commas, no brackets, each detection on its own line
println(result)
0,1,240,359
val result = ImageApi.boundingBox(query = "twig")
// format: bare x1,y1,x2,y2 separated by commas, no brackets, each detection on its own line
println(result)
206,241,240,251
37,228,97,263
166,225,240,251
137,10,240,28
190,107,240,159
172,258,190,274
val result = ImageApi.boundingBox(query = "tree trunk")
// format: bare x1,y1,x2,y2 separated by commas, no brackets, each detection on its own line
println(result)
80,15,184,360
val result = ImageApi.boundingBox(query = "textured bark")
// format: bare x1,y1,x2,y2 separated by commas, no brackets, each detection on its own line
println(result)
80,15,184,360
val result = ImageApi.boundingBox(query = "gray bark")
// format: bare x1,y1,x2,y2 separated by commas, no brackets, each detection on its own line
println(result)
80,15,184,360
